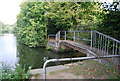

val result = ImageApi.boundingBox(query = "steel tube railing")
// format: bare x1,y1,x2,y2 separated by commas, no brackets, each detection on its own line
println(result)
53,30,120,66
55,31,120,55
43,55,120,80
94,31,120,43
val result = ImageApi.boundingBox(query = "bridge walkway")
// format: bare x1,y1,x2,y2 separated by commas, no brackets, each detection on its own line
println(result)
48,31,120,65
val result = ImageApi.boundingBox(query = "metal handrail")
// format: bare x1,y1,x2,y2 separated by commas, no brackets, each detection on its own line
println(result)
46,30,120,80
43,55,120,80
94,31,120,43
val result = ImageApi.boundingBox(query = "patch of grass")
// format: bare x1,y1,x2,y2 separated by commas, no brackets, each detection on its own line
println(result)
49,60,120,79
75,60,119,79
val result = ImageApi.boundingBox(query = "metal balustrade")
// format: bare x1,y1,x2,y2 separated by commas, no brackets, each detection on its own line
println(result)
55,30,120,64
44,30,120,80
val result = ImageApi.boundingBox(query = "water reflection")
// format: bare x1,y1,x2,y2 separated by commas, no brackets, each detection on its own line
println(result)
1,34,86,70
17,44,86,69
17,44,48,69
0,34,17,67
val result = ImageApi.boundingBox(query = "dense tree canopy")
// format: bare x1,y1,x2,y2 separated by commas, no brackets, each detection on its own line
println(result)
16,2,47,47
44,2,104,34
98,11,120,40
97,2,120,40
15,1,120,47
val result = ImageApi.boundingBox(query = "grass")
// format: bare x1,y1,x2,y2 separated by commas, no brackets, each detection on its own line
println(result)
50,60,120,79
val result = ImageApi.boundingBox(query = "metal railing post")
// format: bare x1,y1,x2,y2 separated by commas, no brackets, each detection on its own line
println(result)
55,33,57,47
90,31,93,50
74,31,76,41
55,31,61,47
59,31,60,40
43,55,120,80
65,31,66,41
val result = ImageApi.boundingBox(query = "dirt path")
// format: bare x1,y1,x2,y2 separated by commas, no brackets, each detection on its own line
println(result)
31,72,83,79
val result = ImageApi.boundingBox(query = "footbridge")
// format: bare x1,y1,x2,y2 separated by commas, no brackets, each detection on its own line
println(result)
48,31,120,65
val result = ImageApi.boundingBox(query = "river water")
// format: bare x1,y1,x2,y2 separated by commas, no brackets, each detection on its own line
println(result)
0,34,86,69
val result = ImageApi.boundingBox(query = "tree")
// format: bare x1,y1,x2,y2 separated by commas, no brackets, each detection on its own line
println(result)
0,21,10,34
98,1,120,40
98,11,120,40
16,2,47,47
44,2,104,34
16,2,105,47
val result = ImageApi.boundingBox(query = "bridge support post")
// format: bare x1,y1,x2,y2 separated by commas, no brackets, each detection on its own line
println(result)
55,31,60,47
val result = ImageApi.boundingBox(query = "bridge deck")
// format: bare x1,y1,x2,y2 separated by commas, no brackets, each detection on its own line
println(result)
60,40,96,56
61,40,90,50
48,30,120,73
48,39,96,56
49,39,113,57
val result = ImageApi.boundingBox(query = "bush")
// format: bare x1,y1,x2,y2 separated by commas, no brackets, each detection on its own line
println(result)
1,63,32,80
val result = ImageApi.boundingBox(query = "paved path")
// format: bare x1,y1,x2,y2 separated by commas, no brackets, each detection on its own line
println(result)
29,65,69,75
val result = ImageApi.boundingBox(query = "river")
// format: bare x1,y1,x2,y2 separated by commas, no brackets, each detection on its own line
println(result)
0,34,86,69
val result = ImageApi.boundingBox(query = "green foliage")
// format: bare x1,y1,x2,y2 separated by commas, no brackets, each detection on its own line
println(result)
16,2,47,47
46,46,52,50
98,11,120,40
1,63,32,79
0,21,11,34
15,1,107,47
45,2,104,34
59,48,65,53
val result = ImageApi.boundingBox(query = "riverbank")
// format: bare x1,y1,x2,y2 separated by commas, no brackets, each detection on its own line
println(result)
30,59,120,79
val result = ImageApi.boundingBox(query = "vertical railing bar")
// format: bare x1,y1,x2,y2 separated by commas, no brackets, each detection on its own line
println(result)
99,34,101,52
93,32,95,51
55,33,57,47
112,41,115,63
90,31,93,50
92,31,94,50
65,31,66,41
103,36,106,56
77,32,79,42
68,32,70,40
98,33,100,53
115,42,118,55
104,37,107,56
118,43,120,55
95,31,97,50
59,31,60,40
102,36,104,56
118,43,119,55
78,32,80,42
93,31,96,52
76,32,78,42
74,31,76,41
71,32,72,41
100,35,102,55
112,41,115,55
107,38,109,55
115,42,118,64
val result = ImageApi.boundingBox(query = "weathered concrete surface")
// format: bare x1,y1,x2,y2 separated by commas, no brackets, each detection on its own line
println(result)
29,65,69,75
